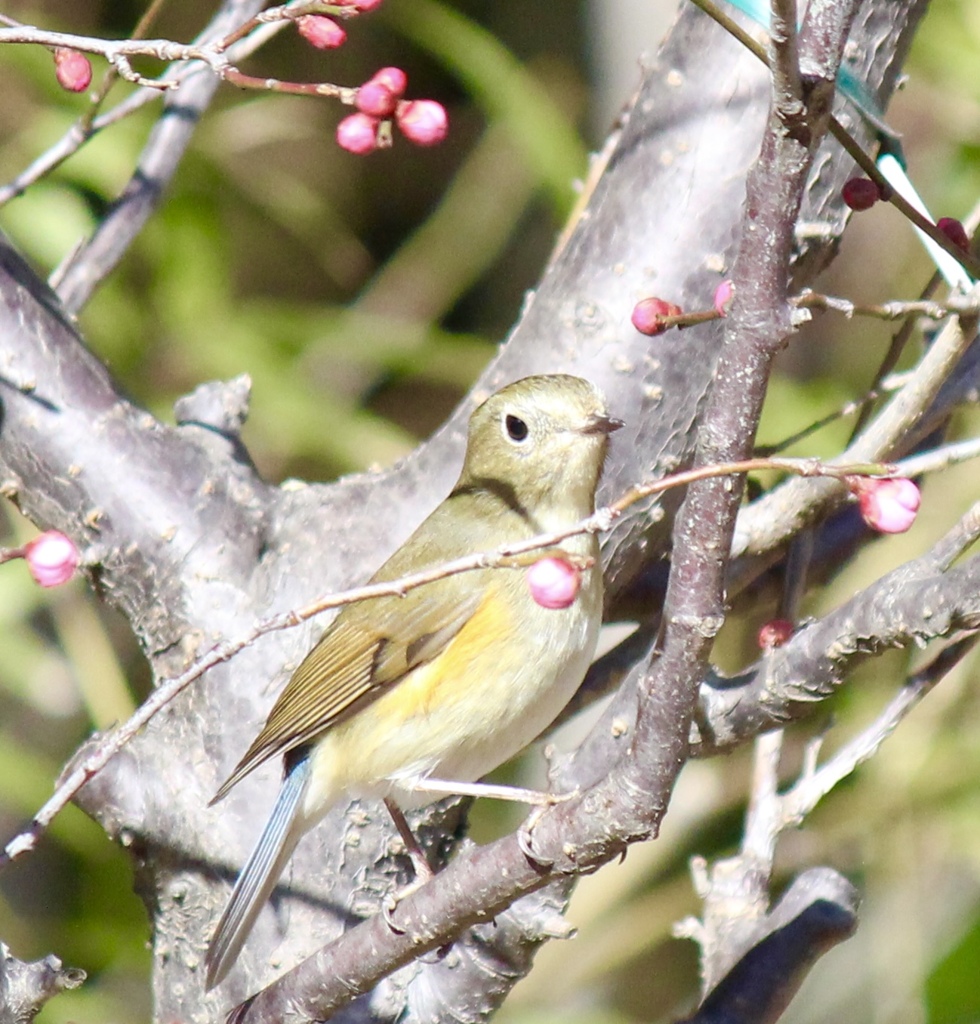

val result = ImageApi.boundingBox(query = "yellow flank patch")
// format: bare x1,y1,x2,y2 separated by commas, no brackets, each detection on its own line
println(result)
382,585,515,721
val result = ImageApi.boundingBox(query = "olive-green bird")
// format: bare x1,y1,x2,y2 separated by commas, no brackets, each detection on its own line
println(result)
205,374,621,989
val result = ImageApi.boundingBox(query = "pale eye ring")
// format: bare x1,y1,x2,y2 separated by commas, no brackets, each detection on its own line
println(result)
504,413,529,443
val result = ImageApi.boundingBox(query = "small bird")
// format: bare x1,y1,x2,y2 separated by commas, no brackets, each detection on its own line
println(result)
204,374,621,989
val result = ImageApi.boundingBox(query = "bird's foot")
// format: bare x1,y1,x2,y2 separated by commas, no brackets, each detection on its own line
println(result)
382,798,435,932
517,788,579,868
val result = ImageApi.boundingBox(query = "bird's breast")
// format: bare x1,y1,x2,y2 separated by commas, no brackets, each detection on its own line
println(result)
307,545,602,812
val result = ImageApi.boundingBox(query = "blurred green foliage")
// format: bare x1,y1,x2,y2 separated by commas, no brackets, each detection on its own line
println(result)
0,1,979,1022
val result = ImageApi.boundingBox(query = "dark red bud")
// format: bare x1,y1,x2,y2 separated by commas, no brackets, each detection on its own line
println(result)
937,217,970,252
842,177,881,211
758,619,795,650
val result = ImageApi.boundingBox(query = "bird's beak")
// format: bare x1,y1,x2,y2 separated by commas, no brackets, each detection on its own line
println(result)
583,412,624,435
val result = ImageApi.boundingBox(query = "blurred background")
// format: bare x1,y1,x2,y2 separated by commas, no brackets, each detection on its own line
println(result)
0,1,979,1021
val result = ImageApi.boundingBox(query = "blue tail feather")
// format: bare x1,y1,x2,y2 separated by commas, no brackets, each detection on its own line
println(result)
205,758,310,990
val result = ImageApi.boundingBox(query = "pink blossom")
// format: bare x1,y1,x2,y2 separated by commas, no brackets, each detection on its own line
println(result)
369,66,408,98
396,100,448,147
336,113,379,155
526,557,580,610
356,81,397,118
24,530,80,587
296,15,346,49
631,297,681,336
850,477,921,534
53,48,92,93
713,280,734,316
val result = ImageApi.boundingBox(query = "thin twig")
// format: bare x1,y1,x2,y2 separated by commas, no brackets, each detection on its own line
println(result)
220,67,350,100
920,499,980,571
893,436,980,483
848,271,945,440
736,282,980,558
780,637,978,825
795,289,980,321
0,2,369,86
742,728,785,867
686,0,980,281
0,2,316,206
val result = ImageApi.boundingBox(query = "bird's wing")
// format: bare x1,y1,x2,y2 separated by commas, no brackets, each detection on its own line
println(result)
210,575,484,802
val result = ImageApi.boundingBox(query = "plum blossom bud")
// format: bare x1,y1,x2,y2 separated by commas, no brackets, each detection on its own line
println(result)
53,48,92,93
849,477,921,534
713,280,734,316
296,15,346,49
527,557,580,610
396,100,448,147
937,217,970,252
758,619,794,650
369,66,408,98
631,297,682,336
24,530,80,587
344,0,384,10
356,81,397,118
337,112,379,154
841,177,881,211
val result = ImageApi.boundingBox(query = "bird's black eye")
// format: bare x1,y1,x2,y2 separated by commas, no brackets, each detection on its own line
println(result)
504,414,529,443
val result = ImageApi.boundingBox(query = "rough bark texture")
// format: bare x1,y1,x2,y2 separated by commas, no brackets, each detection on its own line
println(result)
0,0,941,1021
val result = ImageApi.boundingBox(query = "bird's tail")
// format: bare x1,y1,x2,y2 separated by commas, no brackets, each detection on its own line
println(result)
205,759,310,990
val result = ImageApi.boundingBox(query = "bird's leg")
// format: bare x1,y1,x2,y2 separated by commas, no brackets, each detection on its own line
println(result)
382,782,581,921
382,798,434,932
405,777,579,807
406,778,579,870
384,797,434,881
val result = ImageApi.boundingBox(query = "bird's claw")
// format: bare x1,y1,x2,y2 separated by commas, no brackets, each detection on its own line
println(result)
517,814,554,868
381,875,427,933
517,788,579,868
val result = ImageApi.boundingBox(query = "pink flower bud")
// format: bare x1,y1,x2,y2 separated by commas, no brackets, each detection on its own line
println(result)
25,530,80,587
336,112,379,154
527,557,580,610
369,66,408,98
631,297,682,336
937,217,970,252
713,280,734,316
356,81,397,118
296,15,346,49
841,177,881,211
53,48,93,93
348,0,384,10
849,477,921,534
396,100,448,147
758,619,794,650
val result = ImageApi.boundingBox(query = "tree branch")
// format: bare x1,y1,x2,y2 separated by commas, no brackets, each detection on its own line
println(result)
0,942,85,1024
697,501,980,753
